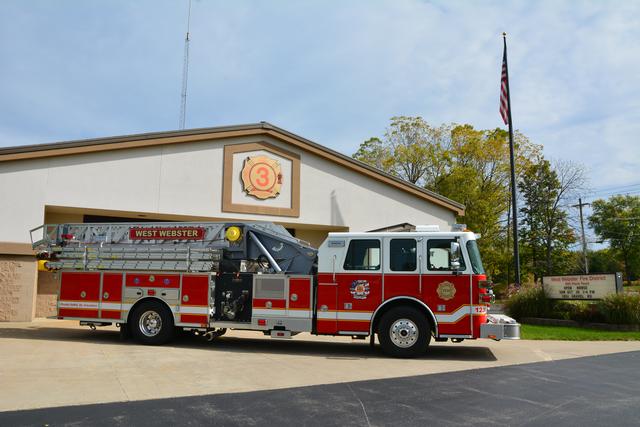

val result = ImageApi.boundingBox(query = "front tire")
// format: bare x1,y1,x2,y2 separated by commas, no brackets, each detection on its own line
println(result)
130,301,175,345
378,306,431,358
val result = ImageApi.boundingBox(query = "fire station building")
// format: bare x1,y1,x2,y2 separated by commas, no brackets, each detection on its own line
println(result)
0,122,464,321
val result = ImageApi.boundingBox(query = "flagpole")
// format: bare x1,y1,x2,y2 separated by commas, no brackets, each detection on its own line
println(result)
503,32,521,286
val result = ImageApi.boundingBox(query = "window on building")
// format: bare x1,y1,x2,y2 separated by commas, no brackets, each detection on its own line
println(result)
389,239,417,271
343,239,381,270
427,239,466,271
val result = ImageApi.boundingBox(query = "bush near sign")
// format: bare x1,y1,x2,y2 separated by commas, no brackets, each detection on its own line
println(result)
542,273,623,300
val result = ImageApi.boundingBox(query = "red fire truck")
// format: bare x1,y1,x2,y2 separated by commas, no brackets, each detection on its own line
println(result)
31,221,519,357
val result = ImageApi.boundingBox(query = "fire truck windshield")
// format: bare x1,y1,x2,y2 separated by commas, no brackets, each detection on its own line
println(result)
466,240,485,274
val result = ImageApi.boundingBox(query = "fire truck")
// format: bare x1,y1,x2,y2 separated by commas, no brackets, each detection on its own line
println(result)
30,221,519,358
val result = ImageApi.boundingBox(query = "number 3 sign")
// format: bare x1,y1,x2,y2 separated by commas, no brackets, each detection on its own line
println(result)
241,155,283,199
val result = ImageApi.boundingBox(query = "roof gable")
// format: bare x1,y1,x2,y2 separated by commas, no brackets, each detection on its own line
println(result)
0,122,464,215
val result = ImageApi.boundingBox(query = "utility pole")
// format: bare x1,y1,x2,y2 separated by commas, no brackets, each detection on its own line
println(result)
179,0,192,130
572,197,590,274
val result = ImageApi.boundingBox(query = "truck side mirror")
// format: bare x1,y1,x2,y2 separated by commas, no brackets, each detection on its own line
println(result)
450,241,461,271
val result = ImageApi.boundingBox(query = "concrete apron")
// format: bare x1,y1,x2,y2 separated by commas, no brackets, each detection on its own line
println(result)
1,318,639,412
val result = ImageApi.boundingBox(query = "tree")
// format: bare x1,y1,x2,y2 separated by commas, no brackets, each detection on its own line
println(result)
518,159,583,281
579,248,623,275
353,117,543,282
589,195,640,283
353,137,392,172
353,116,453,185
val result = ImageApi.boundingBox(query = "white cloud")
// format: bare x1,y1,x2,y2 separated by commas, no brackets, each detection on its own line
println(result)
0,0,638,192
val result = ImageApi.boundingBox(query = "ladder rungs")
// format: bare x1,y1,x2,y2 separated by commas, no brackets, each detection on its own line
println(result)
48,260,219,272
53,253,221,261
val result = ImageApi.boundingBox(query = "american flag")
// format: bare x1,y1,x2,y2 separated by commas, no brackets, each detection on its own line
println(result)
499,47,509,126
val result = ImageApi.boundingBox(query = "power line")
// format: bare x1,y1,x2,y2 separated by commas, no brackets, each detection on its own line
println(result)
588,188,640,197
582,189,640,201
590,182,640,193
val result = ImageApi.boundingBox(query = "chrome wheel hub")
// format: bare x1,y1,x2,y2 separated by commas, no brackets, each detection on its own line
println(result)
139,310,162,337
390,318,418,348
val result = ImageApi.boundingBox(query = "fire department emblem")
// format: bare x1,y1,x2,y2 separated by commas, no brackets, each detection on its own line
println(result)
350,280,370,300
437,281,456,301
241,155,282,200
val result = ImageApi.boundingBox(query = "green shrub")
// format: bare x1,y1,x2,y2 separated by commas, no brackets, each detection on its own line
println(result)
570,301,605,323
492,282,508,300
553,300,603,323
505,287,605,323
504,286,553,319
597,294,640,325
551,300,576,320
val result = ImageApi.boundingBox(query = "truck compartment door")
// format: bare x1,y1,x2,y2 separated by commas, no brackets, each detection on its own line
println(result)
100,272,123,320
59,272,100,318
316,282,338,334
252,275,287,318
179,274,210,326
288,276,312,319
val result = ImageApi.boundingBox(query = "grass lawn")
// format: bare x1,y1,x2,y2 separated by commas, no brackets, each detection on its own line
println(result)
521,324,640,341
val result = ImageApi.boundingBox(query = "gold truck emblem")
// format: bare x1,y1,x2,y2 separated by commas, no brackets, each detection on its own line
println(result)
437,281,456,300
241,155,282,200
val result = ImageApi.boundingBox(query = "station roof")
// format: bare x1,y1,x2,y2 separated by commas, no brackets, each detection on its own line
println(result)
0,122,465,215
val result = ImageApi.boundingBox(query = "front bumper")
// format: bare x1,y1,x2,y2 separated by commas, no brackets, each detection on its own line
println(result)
480,314,520,340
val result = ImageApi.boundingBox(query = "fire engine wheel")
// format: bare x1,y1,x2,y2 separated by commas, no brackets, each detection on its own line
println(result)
130,301,175,345
378,306,431,358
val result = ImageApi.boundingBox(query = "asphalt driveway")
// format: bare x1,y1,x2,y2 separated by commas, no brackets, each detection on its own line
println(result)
0,319,639,414
2,350,639,426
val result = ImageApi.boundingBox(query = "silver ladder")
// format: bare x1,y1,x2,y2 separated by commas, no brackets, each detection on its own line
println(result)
30,222,233,272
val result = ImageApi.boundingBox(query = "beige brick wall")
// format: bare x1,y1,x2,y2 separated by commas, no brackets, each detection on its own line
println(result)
36,271,59,318
0,255,37,321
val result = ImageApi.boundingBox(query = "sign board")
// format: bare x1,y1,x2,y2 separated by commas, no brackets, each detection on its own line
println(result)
129,227,205,241
241,155,283,200
222,142,300,217
542,273,623,300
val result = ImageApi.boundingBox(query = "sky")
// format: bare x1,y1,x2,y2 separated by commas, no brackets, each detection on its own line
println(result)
1,0,639,232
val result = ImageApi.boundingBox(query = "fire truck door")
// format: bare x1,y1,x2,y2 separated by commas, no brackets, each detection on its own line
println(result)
335,238,382,333
383,237,420,300
423,238,473,336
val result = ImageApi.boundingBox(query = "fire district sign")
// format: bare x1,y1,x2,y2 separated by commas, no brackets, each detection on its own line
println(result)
241,155,282,199
542,273,622,300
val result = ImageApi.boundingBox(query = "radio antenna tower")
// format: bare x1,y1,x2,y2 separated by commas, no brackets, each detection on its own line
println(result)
179,0,192,129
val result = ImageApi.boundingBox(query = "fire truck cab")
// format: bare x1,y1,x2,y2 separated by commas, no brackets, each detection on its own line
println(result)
31,222,519,358
315,226,516,356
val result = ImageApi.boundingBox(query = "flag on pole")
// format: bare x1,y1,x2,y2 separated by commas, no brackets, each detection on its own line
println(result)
499,46,509,125
500,32,521,286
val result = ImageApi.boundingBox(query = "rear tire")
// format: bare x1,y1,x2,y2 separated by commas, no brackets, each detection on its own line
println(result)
130,301,175,345
378,306,431,358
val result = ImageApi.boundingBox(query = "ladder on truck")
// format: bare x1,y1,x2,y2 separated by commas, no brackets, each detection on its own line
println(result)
30,222,297,273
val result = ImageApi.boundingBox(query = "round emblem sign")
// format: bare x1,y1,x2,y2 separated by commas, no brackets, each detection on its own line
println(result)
350,280,370,300
437,281,456,301
241,155,282,200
